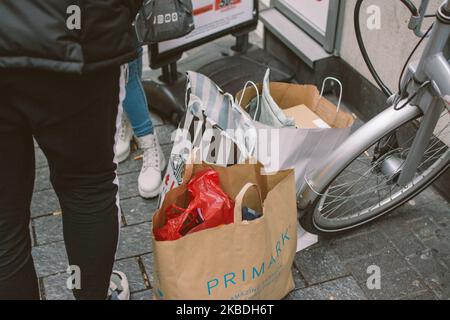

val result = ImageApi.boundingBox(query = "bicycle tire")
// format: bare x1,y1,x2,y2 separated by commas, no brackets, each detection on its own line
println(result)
300,115,450,235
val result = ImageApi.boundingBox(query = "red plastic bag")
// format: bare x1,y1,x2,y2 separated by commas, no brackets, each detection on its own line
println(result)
154,169,234,241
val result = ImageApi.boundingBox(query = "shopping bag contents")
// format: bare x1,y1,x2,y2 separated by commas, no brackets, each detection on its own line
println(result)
243,71,296,128
283,105,330,129
239,181,263,222
236,70,355,194
242,207,262,221
154,169,234,241
237,70,353,130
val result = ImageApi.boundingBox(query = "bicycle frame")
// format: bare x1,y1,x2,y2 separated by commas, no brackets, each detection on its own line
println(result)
298,0,450,209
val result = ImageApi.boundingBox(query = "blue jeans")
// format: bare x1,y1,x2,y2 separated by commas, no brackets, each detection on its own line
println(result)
123,48,154,137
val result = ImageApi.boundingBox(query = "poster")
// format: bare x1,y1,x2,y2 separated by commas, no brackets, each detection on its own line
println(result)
158,0,255,53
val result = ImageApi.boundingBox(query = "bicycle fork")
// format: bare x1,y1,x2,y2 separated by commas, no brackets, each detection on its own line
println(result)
397,98,443,186
396,2,450,185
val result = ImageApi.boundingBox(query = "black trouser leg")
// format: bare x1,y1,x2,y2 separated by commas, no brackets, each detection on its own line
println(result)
31,68,123,300
0,76,39,300
0,67,123,300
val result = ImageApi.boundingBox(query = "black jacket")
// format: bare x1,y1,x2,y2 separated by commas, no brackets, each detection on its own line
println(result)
0,0,143,73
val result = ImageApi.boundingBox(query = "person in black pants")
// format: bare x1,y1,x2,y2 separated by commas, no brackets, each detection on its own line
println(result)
0,0,143,300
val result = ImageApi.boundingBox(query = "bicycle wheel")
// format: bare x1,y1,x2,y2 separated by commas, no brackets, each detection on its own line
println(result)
301,108,450,234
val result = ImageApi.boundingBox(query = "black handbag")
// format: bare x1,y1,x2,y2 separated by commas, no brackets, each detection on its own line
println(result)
134,0,195,44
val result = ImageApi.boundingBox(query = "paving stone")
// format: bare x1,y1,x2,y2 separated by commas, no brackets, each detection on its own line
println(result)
361,269,428,300
287,277,366,300
371,214,410,237
119,171,140,200
442,255,450,269
117,149,142,175
32,241,68,278
34,166,52,192
141,253,154,284
42,273,74,300
387,232,426,257
33,215,63,245
35,147,48,169
426,277,450,299
331,231,391,262
406,249,450,298
131,289,154,300
291,265,307,290
392,203,425,222
408,217,442,241
422,237,450,257
117,223,152,260
155,124,176,146
400,290,438,300
121,196,158,226
344,248,409,283
31,189,60,218
407,189,450,222
114,257,147,293
414,187,447,208
295,245,346,285
436,218,450,233
393,193,449,222
423,201,450,223
330,222,378,242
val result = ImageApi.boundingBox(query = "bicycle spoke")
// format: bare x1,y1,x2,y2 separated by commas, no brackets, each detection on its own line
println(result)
324,179,394,219
315,112,450,227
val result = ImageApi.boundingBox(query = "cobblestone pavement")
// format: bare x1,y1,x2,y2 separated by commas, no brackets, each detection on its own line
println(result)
31,114,450,300
31,33,450,300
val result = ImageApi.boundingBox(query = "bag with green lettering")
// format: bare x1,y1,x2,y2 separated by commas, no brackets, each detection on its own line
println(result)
152,160,297,300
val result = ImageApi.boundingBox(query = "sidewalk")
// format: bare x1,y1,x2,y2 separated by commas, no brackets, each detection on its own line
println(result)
30,33,450,300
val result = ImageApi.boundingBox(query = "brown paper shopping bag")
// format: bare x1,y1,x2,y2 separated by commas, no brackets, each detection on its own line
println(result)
152,162,297,300
235,76,354,194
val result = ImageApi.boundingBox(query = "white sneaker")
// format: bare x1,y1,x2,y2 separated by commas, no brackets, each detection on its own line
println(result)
107,271,130,300
136,134,166,199
114,113,133,163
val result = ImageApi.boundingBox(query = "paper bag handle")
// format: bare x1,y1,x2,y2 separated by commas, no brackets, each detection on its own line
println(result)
234,183,263,223
237,81,260,121
319,77,343,114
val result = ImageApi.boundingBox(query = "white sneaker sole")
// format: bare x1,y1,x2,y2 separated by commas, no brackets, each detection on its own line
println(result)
139,184,162,199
